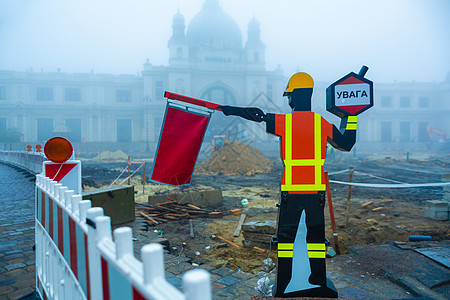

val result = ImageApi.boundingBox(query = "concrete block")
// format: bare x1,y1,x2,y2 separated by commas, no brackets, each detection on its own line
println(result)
424,210,448,221
424,200,448,221
148,189,222,208
425,200,448,212
82,185,135,225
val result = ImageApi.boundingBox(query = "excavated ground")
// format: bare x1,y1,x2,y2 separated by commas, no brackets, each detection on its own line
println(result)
81,152,450,275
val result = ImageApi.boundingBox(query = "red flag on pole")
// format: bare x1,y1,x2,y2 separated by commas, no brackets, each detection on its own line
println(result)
150,101,212,185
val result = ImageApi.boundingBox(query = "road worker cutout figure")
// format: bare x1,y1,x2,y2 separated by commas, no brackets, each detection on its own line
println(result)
219,71,363,298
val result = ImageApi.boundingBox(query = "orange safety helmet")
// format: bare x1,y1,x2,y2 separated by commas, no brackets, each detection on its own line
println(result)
283,72,314,96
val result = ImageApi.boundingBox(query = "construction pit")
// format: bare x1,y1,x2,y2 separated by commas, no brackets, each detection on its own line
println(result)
81,142,450,297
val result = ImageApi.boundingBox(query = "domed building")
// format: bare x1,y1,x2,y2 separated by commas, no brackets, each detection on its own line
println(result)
0,0,448,156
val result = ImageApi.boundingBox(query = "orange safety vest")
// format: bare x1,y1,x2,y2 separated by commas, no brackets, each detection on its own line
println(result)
273,111,332,193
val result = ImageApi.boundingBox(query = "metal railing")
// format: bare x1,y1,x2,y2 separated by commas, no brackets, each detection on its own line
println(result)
0,150,45,174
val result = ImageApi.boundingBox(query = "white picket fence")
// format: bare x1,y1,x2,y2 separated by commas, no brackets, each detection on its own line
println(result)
0,150,45,173
0,151,212,300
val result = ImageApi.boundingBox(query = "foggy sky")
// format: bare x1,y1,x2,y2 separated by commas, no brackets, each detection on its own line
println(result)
0,0,449,83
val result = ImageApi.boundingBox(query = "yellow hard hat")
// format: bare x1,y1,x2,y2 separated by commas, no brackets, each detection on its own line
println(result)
283,72,314,96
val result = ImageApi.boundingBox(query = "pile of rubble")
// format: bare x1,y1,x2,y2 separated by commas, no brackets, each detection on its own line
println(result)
196,142,274,176
241,220,276,249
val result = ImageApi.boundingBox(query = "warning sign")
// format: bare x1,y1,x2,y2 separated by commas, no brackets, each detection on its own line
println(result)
326,71,373,118
43,160,81,194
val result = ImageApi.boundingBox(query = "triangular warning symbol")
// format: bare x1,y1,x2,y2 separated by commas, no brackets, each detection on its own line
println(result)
45,163,77,182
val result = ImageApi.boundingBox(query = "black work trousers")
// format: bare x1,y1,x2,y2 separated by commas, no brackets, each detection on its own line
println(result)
273,191,337,298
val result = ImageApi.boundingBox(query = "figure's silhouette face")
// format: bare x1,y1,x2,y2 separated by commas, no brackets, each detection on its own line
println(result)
287,88,313,111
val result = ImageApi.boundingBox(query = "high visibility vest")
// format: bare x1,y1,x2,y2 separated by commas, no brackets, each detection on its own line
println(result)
273,111,332,192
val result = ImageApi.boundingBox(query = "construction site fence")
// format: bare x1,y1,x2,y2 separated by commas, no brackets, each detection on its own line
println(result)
0,151,211,300
0,150,45,174
35,174,211,300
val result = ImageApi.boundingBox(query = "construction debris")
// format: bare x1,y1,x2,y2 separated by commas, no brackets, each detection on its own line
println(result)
217,235,241,248
361,201,374,208
135,201,209,225
233,214,247,237
148,188,222,208
241,220,276,249
195,141,274,176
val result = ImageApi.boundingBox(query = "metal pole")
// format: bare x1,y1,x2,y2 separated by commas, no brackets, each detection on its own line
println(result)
128,156,131,186
143,162,146,194
358,65,369,77
345,167,354,227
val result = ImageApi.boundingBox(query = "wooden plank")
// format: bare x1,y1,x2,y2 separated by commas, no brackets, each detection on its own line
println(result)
233,213,247,237
253,246,266,253
229,208,242,215
186,203,203,210
139,212,158,225
361,201,374,208
217,235,241,248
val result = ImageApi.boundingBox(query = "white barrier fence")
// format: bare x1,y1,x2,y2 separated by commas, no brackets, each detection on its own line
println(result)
0,150,45,174
35,172,211,300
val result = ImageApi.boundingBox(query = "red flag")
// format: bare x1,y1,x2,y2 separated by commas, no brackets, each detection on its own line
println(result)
150,102,211,185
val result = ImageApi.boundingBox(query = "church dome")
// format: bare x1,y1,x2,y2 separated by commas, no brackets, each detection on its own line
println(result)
186,0,242,50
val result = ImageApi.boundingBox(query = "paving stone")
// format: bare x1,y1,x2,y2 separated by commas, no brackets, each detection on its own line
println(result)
166,262,194,275
5,263,26,271
211,282,226,293
216,275,241,286
232,271,256,280
166,276,183,290
242,276,262,289
211,267,234,277
0,278,15,286
6,286,35,299
0,241,18,251
5,249,24,255
0,284,14,296
9,232,24,236
11,270,35,289
208,273,221,282
24,259,36,266
212,289,236,299
196,264,215,271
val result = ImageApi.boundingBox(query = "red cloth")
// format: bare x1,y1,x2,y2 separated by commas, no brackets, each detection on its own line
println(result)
151,104,210,185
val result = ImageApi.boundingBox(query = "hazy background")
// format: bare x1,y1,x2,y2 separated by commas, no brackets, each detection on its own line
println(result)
1,0,449,83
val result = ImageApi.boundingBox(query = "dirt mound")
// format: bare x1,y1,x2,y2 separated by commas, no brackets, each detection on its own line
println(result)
92,150,129,161
196,142,274,176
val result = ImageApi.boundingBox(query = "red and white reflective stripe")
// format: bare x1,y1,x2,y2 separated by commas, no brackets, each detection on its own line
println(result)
35,172,212,300
36,181,90,298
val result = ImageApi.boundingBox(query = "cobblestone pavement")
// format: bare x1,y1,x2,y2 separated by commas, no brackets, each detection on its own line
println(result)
0,163,36,300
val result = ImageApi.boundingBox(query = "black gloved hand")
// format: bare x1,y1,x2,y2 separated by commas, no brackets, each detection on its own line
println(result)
218,106,266,122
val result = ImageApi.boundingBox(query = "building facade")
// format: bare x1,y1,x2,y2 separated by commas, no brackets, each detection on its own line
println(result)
0,0,449,155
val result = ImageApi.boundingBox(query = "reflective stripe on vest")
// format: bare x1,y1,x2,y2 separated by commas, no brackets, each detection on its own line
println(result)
282,113,326,192
277,243,326,258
